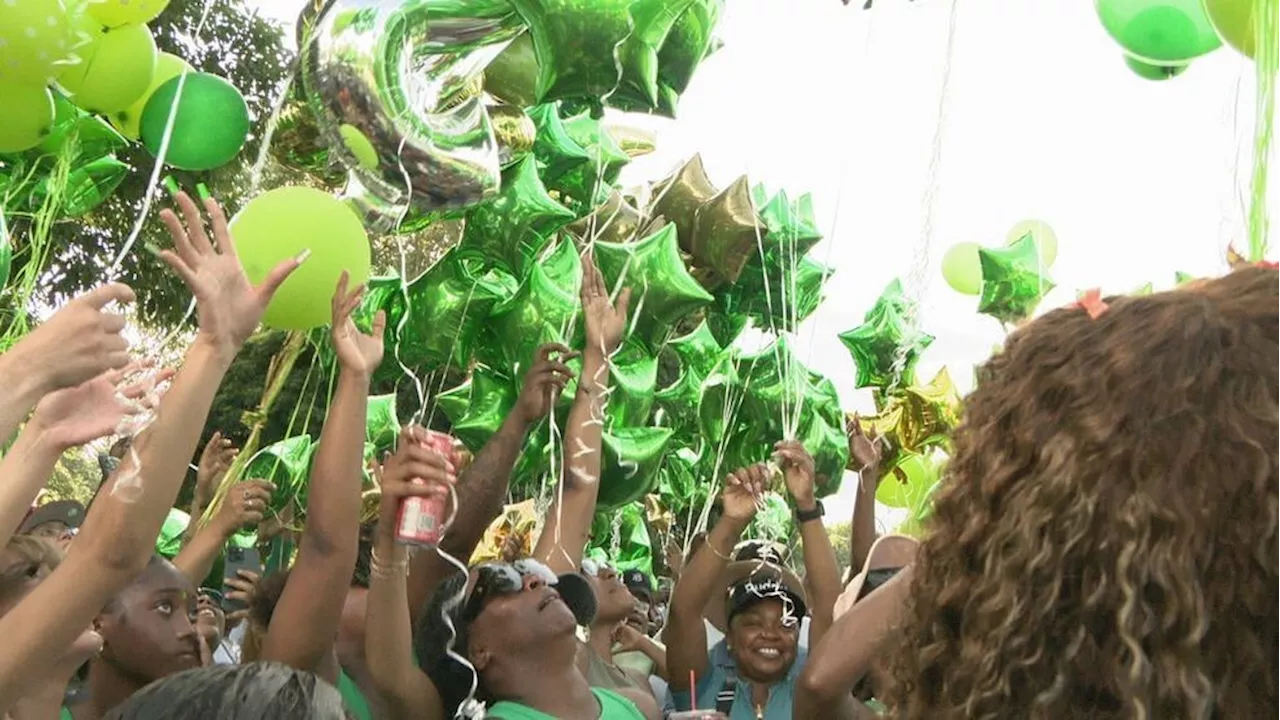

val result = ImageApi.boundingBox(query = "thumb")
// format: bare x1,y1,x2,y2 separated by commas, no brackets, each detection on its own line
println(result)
81,282,137,310
256,254,305,303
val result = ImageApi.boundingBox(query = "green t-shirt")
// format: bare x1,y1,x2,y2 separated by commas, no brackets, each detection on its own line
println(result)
338,670,372,720
487,688,644,719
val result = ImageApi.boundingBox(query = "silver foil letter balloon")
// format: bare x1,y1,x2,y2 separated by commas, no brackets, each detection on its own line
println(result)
300,0,526,216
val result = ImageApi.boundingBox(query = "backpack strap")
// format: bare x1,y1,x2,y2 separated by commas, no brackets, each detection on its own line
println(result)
715,667,737,715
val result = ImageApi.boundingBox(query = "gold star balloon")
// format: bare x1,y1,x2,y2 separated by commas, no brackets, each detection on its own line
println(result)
651,154,717,252
691,175,763,284
566,189,645,245
896,367,961,453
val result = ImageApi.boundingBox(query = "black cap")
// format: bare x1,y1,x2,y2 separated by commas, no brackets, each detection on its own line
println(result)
723,562,808,626
622,569,653,602
20,500,86,534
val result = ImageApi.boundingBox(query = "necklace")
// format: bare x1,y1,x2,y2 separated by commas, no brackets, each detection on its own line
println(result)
756,704,764,720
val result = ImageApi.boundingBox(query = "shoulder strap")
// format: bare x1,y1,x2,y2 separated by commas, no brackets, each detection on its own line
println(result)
715,667,737,715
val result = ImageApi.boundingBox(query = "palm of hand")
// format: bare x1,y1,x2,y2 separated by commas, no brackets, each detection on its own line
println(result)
334,319,384,373
584,296,626,353
36,378,129,447
192,258,259,347
850,436,879,469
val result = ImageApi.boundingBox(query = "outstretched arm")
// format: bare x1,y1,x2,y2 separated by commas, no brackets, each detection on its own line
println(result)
174,478,273,584
776,441,842,646
0,192,298,707
262,273,384,679
845,418,882,581
532,252,628,574
365,428,452,719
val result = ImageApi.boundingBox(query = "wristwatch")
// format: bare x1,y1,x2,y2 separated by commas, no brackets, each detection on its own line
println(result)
795,500,824,523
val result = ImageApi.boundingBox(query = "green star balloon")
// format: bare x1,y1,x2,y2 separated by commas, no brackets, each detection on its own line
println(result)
758,189,822,257
651,154,717,253
593,223,714,345
586,502,654,578
441,366,516,452
366,393,400,450
610,0,695,110
435,376,473,429
528,103,590,183
31,155,129,218
690,175,764,284
604,339,658,428
597,426,675,510
552,111,631,206
977,233,1056,324
703,300,750,347
655,319,723,431
567,189,645,245
487,238,583,376
244,435,315,515
657,447,709,518
400,252,519,371
724,255,831,332
461,156,576,272
509,0,648,110
839,278,934,389
659,0,723,96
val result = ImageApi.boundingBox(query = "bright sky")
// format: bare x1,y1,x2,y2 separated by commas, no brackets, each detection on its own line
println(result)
250,0,1271,531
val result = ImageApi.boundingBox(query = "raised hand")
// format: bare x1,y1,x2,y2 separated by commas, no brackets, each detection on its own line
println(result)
223,570,260,627
157,191,301,357
31,363,175,450
774,440,817,507
213,479,276,534
722,463,769,522
513,343,578,425
14,283,135,393
330,271,385,377
376,426,457,535
846,413,881,472
195,431,238,509
581,251,631,356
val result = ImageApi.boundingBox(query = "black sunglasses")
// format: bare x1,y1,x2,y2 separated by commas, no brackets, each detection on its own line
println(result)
461,559,557,624
856,567,903,601
198,587,226,608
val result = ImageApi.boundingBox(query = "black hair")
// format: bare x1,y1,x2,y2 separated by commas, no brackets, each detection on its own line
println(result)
103,661,346,720
413,572,485,717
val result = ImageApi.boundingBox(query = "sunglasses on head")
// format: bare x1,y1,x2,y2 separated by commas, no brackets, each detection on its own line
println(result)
580,558,615,578
198,588,225,607
856,567,903,601
462,558,558,624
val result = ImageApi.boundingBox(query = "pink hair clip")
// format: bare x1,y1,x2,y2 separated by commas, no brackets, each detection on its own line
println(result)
1075,288,1109,319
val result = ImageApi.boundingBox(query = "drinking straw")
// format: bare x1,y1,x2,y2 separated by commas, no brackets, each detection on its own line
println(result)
690,670,697,711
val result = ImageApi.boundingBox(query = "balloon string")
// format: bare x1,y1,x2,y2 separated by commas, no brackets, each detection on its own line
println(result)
1247,0,1276,261
887,0,958,392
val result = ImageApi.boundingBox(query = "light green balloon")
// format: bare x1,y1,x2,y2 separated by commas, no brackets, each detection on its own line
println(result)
0,0,81,85
876,454,936,509
1203,0,1257,58
339,124,379,171
229,186,372,331
58,21,157,114
940,241,983,296
88,0,170,28
0,83,54,153
111,51,190,139
1005,218,1059,266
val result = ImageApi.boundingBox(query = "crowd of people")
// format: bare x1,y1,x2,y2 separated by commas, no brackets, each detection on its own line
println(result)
0,189,1275,720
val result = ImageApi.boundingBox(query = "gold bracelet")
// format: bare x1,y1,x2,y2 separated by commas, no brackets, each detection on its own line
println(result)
706,541,733,563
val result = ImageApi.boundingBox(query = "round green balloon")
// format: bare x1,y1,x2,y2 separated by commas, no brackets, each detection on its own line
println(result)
339,124,379,171
140,72,249,170
1095,0,1222,64
1005,218,1059,266
0,83,54,153
111,52,190,139
941,242,984,295
88,0,170,28
1203,0,1257,58
58,21,157,113
229,187,372,331
1124,53,1190,78
0,0,81,84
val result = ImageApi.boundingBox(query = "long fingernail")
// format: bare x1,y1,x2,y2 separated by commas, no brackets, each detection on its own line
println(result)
195,183,211,201
143,242,163,258
294,248,312,264
162,176,180,197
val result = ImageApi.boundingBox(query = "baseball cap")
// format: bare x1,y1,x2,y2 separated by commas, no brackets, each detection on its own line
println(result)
722,561,808,627
621,569,653,603
19,500,86,535
833,534,918,618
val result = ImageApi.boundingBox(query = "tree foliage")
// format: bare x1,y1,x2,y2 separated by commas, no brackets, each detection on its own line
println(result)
827,520,852,573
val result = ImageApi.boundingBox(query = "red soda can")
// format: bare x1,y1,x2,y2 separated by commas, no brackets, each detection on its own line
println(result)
395,430,455,547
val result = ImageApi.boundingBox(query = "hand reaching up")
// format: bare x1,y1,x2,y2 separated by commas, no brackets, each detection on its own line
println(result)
846,413,881,472
331,271,385,377
195,431,237,510
375,426,457,537
513,343,578,425
581,251,631,357
157,191,301,358
31,362,175,450
774,440,817,507
721,463,769,522
14,283,135,393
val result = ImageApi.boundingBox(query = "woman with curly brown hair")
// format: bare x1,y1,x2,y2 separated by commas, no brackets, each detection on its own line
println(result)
883,265,1278,720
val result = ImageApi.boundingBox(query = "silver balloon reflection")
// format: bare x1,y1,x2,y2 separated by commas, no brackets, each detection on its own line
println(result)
301,0,526,215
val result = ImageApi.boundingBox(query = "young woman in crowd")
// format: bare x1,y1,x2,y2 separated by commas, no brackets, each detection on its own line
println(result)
0,190,301,715
883,265,1278,718
103,662,346,720
665,442,842,719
